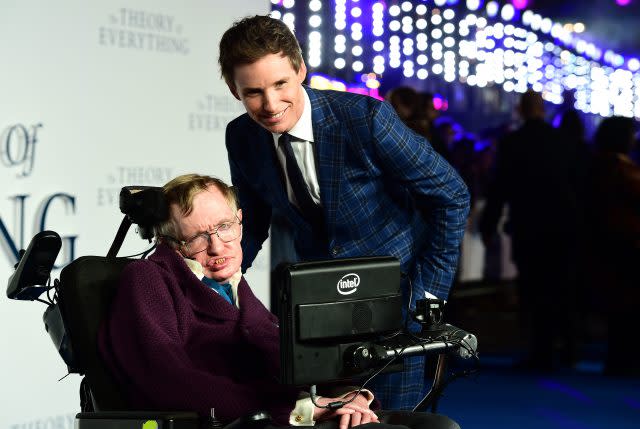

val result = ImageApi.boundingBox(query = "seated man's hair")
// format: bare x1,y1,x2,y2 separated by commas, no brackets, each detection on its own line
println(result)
154,174,237,239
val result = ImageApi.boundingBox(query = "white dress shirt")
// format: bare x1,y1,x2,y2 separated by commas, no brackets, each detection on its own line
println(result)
272,89,322,208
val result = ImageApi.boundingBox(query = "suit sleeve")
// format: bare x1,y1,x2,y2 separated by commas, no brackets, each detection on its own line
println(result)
369,101,470,299
226,123,273,272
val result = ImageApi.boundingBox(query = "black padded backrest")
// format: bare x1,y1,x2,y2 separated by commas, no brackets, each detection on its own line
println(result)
58,256,134,411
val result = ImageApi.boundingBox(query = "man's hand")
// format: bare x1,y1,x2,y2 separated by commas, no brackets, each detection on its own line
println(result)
313,394,379,429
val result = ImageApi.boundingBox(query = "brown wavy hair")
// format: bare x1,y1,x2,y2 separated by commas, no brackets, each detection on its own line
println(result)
218,15,303,87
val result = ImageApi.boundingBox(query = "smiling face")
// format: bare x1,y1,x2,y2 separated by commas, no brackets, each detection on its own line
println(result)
229,53,307,134
170,185,243,283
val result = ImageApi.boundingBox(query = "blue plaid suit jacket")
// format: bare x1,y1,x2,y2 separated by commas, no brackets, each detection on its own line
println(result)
226,86,469,409
226,86,469,301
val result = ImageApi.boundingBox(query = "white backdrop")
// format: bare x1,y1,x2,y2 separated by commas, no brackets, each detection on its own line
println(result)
1,1,270,428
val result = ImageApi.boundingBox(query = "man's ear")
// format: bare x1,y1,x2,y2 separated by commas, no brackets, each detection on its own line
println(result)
297,61,307,84
237,208,243,239
228,83,240,100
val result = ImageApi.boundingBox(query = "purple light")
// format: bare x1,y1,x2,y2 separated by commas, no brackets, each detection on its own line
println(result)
433,95,449,111
616,0,632,6
512,0,528,9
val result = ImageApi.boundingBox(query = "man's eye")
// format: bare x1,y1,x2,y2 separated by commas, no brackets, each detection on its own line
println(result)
218,223,232,231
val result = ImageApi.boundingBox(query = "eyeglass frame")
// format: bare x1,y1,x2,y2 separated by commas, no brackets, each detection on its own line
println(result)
159,214,242,257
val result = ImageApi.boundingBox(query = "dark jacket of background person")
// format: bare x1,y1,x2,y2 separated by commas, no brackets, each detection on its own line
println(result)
479,99,580,368
480,118,577,264
589,152,640,249
386,87,447,159
98,244,298,424
587,116,640,375
589,116,640,254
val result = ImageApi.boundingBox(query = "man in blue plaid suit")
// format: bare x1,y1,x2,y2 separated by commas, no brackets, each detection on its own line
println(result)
219,15,469,411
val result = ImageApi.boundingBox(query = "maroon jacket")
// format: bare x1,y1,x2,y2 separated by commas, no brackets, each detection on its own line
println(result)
98,244,298,424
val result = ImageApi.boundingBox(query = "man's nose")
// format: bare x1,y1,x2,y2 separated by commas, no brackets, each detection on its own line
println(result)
206,233,225,254
263,91,278,112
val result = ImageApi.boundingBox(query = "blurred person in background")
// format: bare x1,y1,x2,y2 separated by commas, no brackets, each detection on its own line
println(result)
587,116,640,377
387,87,442,156
480,90,579,370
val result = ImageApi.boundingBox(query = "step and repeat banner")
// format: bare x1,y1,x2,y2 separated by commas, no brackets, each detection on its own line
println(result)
1,1,270,428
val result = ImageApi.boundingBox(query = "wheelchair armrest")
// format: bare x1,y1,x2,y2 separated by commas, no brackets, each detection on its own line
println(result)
75,411,272,429
76,411,199,429
221,412,271,429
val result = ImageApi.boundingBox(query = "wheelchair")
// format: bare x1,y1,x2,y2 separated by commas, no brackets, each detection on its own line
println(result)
7,186,478,429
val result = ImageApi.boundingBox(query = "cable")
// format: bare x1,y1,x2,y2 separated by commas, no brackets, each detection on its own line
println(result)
377,329,404,342
44,276,56,305
45,283,53,304
309,343,409,411
121,242,157,259
52,278,60,304
404,274,414,332
140,242,157,259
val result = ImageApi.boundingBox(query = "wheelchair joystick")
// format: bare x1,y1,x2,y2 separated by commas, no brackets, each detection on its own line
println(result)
7,230,61,301
413,298,445,334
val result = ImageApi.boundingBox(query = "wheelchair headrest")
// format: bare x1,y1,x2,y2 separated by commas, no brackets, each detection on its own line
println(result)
119,186,169,240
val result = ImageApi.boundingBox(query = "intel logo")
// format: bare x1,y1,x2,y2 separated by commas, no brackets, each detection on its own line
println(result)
337,273,360,295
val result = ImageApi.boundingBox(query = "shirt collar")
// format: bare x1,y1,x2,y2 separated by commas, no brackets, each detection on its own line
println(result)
272,87,314,143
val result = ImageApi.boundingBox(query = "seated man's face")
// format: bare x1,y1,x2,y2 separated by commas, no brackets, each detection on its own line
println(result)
171,185,243,283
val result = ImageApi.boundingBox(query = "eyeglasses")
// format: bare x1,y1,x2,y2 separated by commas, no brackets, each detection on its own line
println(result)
161,216,242,257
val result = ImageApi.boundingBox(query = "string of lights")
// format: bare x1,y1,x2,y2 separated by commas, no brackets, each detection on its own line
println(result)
270,0,639,119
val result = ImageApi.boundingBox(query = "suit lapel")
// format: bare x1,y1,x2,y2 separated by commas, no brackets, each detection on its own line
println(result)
307,87,344,235
242,117,312,226
246,119,292,210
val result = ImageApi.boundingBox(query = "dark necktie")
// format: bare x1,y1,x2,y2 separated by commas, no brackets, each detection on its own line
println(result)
278,133,323,225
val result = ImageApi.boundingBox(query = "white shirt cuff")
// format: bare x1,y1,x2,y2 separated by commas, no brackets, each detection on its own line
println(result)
289,397,316,426
425,290,446,304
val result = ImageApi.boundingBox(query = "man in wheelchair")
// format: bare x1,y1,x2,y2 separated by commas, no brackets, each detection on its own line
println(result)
99,174,384,427
97,174,460,429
